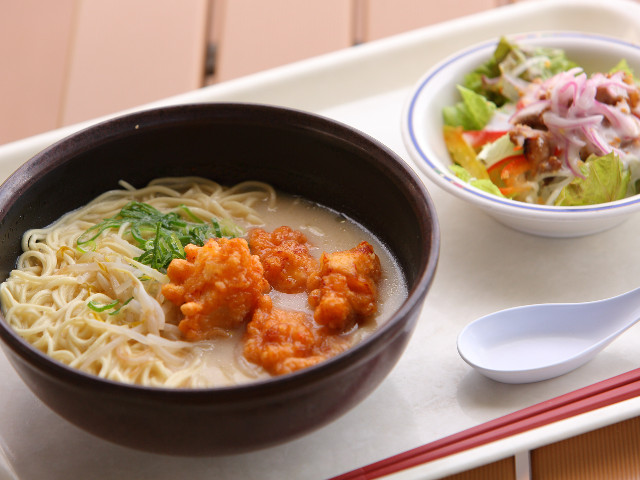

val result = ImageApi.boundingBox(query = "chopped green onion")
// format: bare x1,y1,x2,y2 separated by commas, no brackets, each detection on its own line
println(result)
87,299,120,312
88,297,134,315
108,297,134,316
77,201,242,272
179,204,204,223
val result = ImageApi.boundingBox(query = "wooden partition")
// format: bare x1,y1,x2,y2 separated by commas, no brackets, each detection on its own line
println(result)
1,0,506,144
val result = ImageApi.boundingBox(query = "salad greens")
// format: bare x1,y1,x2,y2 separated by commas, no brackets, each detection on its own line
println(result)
554,153,630,206
450,164,506,198
443,37,578,129
77,201,242,272
443,86,496,131
442,36,640,206
463,37,579,107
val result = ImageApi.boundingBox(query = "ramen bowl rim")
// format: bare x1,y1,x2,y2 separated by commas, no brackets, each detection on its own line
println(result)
0,102,440,401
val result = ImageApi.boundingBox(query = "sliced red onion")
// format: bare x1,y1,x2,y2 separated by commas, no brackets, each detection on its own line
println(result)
562,140,584,178
505,64,640,181
509,99,549,123
542,111,603,129
593,101,640,138
574,80,596,111
581,125,612,156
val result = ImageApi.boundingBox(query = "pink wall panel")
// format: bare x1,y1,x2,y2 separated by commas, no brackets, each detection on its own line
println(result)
0,0,517,145
212,0,353,82
0,1,76,144
361,0,500,42
61,0,209,126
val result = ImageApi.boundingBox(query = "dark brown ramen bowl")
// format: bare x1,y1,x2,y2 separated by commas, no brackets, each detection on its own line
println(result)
0,103,439,456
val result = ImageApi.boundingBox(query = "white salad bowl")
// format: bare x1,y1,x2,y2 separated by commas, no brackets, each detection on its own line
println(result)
402,32,640,238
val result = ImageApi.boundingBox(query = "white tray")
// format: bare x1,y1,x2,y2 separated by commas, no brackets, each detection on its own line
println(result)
3,1,640,478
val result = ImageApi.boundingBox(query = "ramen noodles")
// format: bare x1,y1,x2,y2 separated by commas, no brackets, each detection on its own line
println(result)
0,177,407,388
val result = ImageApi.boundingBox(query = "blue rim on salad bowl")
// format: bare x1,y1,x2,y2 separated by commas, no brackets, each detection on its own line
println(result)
401,31,640,238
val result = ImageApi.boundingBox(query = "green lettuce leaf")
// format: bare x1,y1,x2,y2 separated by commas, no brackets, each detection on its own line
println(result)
531,45,579,79
554,153,630,206
443,85,496,130
463,37,513,105
450,164,473,182
477,133,520,168
463,36,578,107
450,164,506,198
609,58,634,78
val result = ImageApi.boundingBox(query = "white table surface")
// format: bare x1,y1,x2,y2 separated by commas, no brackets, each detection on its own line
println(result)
3,1,640,478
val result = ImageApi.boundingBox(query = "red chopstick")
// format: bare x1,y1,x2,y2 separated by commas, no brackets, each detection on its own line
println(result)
332,367,640,479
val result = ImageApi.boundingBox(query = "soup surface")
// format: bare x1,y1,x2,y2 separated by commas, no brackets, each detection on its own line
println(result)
0,177,406,387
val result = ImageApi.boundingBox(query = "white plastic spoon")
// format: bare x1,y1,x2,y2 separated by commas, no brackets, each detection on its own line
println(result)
457,287,640,384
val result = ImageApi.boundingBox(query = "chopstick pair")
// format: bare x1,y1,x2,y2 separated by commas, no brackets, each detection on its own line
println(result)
332,367,640,479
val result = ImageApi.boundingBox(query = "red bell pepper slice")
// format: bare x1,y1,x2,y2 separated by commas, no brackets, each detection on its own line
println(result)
492,155,533,197
462,130,508,149
500,155,531,182
487,157,511,186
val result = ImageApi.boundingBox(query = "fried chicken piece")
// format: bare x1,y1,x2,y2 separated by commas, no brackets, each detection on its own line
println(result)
162,237,269,341
249,226,318,294
244,295,349,375
307,241,381,331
